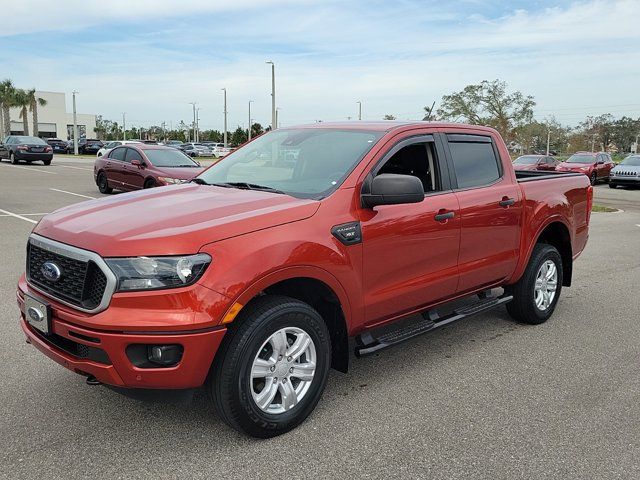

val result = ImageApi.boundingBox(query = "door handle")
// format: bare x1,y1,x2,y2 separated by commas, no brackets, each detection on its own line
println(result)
499,197,515,207
434,211,455,222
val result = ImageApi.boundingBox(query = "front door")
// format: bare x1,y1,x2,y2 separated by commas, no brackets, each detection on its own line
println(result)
360,135,461,326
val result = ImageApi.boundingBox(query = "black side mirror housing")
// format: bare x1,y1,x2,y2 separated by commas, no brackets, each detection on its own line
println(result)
361,174,424,208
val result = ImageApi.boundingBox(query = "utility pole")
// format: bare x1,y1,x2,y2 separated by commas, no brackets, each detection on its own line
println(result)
266,61,276,130
189,102,196,143
356,101,362,121
591,133,597,152
248,100,253,141
546,125,551,156
635,133,639,154
161,121,166,142
276,108,280,129
122,112,126,141
196,108,201,142
221,88,227,147
72,91,79,155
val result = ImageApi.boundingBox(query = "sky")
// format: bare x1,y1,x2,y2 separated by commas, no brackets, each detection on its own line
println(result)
1,0,639,132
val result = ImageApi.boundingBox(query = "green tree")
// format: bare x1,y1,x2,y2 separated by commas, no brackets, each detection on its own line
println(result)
0,79,17,137
25,89,47,137
383,114,396,120
437,79,535,141
231,126,247,146
580,114,615,151
13,89,30,135
610,116,640,152
250,122,264,138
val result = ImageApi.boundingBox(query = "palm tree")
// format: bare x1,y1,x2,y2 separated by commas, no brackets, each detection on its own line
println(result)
0,79,17,137
26,89,47,137
14,89,30,136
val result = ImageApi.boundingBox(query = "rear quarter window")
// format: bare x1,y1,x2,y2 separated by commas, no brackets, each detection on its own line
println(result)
447,137,501,189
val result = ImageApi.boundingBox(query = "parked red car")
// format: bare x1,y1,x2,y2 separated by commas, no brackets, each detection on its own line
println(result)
19,122,592,438
556,152,614,185
512,154,559,172
93,144,204,193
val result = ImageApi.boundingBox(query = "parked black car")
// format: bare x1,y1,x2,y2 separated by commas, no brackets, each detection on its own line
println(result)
0,135,53,165
46,138,70,154
77,138,104,154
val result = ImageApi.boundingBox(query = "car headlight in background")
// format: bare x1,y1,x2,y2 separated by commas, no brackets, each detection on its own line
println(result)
105,254,211,291
158,177,186,184
580,167,590,171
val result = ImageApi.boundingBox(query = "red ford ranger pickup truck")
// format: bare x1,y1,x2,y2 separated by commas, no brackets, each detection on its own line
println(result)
17,122,592,438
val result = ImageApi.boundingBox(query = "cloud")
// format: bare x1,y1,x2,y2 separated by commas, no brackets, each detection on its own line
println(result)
2,0,639,128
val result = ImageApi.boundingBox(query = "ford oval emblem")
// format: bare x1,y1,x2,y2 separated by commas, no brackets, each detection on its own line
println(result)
28,306,44,323
41,261,62,282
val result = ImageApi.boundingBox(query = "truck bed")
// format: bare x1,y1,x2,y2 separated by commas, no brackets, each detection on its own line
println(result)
515,170,583,182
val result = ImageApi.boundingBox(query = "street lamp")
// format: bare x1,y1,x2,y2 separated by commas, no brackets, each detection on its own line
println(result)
276,107,281,128
248,100,253,141
266,61,276,130
196,107,201,142
122,112,126,141
221,88,228,148
189,102,196,142
356,101,362,121
72,91,78,155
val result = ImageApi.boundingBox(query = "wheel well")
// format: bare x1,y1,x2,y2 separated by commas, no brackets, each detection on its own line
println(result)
260,277,349,373
144,177,156,186
536,222,572,286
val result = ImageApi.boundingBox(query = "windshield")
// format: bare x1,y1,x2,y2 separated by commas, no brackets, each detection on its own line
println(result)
566,154,595,164
15,136,46,145
144,149,200,167
197,128,383,199
514,156,540,165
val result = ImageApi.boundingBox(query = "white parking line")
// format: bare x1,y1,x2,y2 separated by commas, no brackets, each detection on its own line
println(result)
56,164,94,171
49,188,95,199
0,213,49,216
0,163,57,174
0,208,38,224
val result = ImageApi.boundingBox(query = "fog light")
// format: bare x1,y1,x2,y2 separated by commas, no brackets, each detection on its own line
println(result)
147,344,183,366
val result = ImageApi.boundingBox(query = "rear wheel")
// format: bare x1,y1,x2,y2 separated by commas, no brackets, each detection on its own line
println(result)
97,172,113,194
506,244,563,325
590,172,597,185
42,159,51,166
210,295,331,438
10,152,18,164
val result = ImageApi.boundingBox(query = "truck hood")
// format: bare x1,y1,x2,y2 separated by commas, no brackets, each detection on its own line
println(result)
34,184,320,257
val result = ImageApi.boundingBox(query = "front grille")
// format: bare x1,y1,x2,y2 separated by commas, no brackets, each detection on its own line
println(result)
27,242,108,310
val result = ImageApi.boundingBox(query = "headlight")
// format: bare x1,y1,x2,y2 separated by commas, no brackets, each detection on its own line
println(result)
158,177,185,184
580,167,590,171
105,254,211,291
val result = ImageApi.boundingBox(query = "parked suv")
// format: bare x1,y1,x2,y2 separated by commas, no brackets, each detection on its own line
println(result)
18,122,592,438
0,135,53,164
609,155,640,188
77,138,104,155
556,151,614,185
94,144,204,193
46,138,70,154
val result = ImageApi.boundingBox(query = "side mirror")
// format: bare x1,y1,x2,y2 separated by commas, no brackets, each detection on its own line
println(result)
131,159,142,167
362,174,424,208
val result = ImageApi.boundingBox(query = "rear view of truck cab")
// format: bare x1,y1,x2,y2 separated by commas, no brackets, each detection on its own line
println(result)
17,122,591,438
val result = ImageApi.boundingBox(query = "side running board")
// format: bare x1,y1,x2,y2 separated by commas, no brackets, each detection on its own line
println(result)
355,294,513,357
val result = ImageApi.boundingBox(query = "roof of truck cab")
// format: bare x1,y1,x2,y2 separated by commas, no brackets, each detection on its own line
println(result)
285,121,497,133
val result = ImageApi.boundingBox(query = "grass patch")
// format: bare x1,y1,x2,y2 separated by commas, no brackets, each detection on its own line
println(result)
592,204,617,213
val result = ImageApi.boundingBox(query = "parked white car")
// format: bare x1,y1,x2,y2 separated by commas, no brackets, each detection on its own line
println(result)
96,140,142,157
202,142,231,158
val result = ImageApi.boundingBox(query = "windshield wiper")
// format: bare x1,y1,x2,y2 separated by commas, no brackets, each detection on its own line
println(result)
190,178,209,185
221,182,287,195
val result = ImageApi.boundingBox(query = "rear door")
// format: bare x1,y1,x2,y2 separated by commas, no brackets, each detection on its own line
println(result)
443,133,522,293
360,134,461,325
106,147,128,188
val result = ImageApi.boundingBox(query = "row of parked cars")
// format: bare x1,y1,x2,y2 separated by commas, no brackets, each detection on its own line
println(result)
513,151,640,188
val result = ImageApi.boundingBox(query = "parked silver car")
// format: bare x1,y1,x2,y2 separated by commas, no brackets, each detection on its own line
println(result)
609,155,640,188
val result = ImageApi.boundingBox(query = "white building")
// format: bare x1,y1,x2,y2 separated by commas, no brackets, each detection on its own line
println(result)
8,91,97,140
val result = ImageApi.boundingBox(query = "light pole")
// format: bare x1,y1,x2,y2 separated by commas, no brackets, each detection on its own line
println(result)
72,91,78,155
546,125,551,156
122,112,126,141
196,108,201,142
189,102,196,142
356,101,362,121
266,61,276,130
276,107,281,128
248,100,253,141
221,88,228,147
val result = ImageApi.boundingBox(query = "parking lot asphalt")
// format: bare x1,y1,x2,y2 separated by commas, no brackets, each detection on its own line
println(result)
1,156,639,479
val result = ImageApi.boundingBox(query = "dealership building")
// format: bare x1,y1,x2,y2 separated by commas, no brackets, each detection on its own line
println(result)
7,91,97,140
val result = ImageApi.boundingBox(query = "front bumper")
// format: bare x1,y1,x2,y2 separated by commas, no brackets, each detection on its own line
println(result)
17,277,230,389
610,175,640,185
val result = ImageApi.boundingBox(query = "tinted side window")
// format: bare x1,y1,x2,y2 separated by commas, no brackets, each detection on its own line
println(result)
125,148,143,162
377,142,440,192
109,147,127,161
448,139,500,189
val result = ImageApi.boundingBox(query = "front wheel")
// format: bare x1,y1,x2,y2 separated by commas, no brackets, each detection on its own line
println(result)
609,182,617,189
590,172,597,185
143,178,155,189
209,295,331,438
506,244,563,325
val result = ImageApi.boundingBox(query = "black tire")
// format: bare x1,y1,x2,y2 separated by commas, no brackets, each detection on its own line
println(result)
590,172,597,185
143,178,156,189
209,295,331,438
10,152,18,164
97,172,113,194
609,182,617,189
506,244,563,325
42,159,51,166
